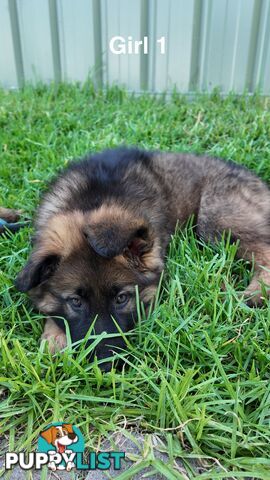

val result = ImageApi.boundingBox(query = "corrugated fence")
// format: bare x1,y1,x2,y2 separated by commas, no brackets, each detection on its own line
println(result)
1,0,270,93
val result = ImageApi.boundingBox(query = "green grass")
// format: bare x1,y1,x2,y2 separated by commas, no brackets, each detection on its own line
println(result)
1,84,270,479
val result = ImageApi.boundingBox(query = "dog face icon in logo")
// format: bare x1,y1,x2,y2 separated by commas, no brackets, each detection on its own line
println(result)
38,423,84,471
40,424,78,454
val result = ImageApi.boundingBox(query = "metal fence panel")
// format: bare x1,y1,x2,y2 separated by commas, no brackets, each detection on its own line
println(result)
1,0,270,93
0,0,18,88
58,0,95,83
17,0,54,83
101,0,141,90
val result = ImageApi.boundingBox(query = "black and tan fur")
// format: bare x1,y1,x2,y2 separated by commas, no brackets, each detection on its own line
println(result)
0,207,29,234
15,148,270,366
0,207,21,223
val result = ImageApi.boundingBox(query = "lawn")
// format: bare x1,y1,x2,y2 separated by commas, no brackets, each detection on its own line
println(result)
1,84,270,479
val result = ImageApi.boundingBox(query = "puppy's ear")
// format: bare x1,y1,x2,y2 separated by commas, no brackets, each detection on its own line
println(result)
15,253,60,292
40,427,54,445
62,423,73,433
84,222,152,259
83,206,153,260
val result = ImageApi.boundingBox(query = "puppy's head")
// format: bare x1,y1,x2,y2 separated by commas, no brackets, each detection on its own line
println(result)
15,205,163,365
40,424,78,452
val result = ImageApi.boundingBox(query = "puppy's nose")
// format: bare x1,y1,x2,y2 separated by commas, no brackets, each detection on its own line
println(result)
68,433,77,440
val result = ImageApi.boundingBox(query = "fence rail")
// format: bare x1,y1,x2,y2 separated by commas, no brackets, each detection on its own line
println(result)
1,0,270,93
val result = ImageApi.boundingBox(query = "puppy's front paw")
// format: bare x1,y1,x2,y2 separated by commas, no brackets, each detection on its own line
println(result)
0,207,22,223
41,331,67,353
66,461,75,471
41,318,67,353
48,462,57,471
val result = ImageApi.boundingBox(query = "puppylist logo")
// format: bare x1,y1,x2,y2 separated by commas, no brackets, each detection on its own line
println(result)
5,422,125,472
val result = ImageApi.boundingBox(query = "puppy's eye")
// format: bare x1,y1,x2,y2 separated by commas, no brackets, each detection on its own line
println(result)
56,432,61,438
68,296,82,309
115,292,129,306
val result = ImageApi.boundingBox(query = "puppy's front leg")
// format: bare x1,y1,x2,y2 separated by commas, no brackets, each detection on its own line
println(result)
0,207,21,222
41,318,67,353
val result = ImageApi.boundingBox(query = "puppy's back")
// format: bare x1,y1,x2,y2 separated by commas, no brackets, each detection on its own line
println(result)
36,147,267,237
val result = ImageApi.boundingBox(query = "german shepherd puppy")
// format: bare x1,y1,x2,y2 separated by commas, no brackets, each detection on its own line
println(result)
15,148,270,364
